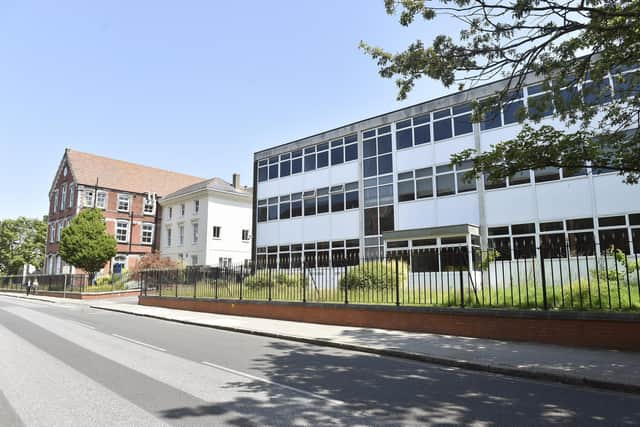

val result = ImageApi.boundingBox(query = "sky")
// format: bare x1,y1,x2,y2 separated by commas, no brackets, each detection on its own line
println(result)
0,0,458,220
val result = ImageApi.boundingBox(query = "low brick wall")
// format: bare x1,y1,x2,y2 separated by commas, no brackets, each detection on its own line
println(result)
139,296,640,351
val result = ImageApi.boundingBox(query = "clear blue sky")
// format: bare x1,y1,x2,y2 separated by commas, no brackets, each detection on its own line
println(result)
0,1,457,220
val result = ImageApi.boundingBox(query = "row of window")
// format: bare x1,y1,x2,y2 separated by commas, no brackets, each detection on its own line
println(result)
48,219,71,243
114,221,155,244
397,161,475,202
488,213,640,259
166,200,200,220
255,67,639,184
51,183,75,214
257,134,358,182
257,182,359,222
80,189,156,215
256,239,360,268
165,224,250,247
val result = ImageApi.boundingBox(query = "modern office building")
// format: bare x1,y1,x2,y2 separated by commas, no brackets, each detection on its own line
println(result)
158,174,252,267
251,71,640,270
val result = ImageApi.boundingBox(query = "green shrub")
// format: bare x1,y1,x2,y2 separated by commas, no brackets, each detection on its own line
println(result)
340,260,409,290
243,270,306,289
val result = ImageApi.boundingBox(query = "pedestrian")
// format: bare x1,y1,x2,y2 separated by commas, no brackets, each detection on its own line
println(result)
32,278,39,295
26,279,31,296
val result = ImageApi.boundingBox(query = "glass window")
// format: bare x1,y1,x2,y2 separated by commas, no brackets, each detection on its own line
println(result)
279,201,290,219
503,100,525,124
345,190,359,209
117,194,130,212
396,128,413,150
509,170,531,185
456,162,476,193
304,198,316,216
436,172,455,196
192,223,199,244
378,184,394,205
268,204,278,221
539,221,563,232
291,200,302,217
528,90,554,119
317,195,329,214
345,143,358,162
331,146,344,165
378,154,393,175
414,124,430,145
568,231,595,256
534,167,561,183
363,158,377,177
614,71,640,100
258,166,268,182
398,180,414,202
453,114,472,135
416,177,433,198
291,157,302,174
379,206,394,232
511,223,535,235
484,174,506,190
304,153,316,172
566,217,594,230
95,191,107,209
599,216,626,227
317,150,329,168
258,206,267,222
599,228,630,254
364,139,377,157
433,118,452,141
269,160,279,179
481,107,502,130
364,208,378,236
489,237,512,260
377,134,392,154
583,79,612,106
540,233,567,258
116,221,129,243
280,159,291,177
331,193,344,212
513,236,536,258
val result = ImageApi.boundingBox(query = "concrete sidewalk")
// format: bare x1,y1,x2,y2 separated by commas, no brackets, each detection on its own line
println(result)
3,292,638,394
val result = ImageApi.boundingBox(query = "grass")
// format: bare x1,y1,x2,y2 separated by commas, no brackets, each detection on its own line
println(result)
146,276,640,311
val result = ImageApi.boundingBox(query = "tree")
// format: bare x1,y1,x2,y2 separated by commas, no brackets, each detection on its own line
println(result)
130,252,178,279
360,0,640,183
59,209,117,278
0,217,47,275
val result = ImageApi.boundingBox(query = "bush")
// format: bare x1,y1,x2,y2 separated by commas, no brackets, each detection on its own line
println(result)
340,260,409,290
243,270,306,289
131,252,179,279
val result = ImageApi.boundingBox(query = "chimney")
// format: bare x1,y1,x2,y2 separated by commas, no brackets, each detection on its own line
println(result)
232,173,241,190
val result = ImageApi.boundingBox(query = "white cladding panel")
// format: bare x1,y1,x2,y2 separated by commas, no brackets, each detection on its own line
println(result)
395,144,434,172
397,193,479,230
593,174,640,216
485,186,537,225
261,211,360,245
535,179,594,220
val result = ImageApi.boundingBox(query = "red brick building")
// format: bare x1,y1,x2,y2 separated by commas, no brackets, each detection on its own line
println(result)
45,149,205,274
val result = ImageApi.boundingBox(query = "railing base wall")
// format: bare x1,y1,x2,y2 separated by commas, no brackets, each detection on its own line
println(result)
139,296,640,351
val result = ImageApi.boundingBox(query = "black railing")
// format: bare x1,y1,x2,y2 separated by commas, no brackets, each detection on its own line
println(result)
0,272,139,294
140,248,640,311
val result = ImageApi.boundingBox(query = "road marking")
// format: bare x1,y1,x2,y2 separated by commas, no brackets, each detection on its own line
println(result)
111,334,166,352
73,321,96,330
201,361,345,406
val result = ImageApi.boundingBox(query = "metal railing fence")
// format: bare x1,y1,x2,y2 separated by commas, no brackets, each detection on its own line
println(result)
0,272,139,294
140,248,640,311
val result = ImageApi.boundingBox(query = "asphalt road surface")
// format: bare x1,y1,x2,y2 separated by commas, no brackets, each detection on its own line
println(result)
0,295,639,426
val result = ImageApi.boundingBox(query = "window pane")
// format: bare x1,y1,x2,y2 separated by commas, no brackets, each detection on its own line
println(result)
511,223,535,235
503,100,525,124
364,187,377,207
484,174,506,189
345,144,358,162
436,173,455,196
414,124,430,145
398,180,415,202
362,157,377,177
345,190,359,209
331,193,344,212
457,171,476,193
364,208,379,235
268,205,278,220
304,154,316,172
411,249,439,272
280,160,291,177
304,198,316,216
481,107,502,130
317,151,329,168
633,229,640,254
258,167,268,182
453,114,472,135
279,203,290,219
599,228,630,254
291,158,302,174
568,232,595,256
363,139,377,157
489,237,512,260
291,200,302,217
614,71,640,99
379,206,394,232
583,79,612,106
269,163,279,179
317,196,329,214
396,129,413,149
433,119,452,141
513,236,536,258
509,170,531,185
416,178,433,198
377,134,392,154
258,207,267,222
534,167,560,183
378,154,393,175
528,94,554,119
566,218,594,230
540,233,567,258
378,184,394,205
331,147,344,165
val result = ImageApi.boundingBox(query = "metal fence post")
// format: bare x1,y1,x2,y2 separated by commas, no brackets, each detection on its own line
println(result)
459,268,464,308
540,252,548,310
176,270,179,298
239,267,244,300
344,262,349,305
395,258,400,307
302,261,307,303
268,266,272,302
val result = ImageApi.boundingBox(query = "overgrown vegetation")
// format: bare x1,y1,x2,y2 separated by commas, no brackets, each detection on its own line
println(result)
340,260,409,290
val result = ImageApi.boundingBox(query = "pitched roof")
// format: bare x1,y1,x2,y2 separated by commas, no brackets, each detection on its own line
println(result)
161,176,252,202
65,149,206,197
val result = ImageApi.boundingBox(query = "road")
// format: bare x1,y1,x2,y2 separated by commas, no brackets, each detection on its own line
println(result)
0,295,638,426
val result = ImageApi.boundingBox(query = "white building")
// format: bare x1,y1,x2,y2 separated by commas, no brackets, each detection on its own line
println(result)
252,70,640,270
159,174,252,267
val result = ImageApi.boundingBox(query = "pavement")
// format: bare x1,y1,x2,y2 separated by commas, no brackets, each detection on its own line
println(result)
2,291,639,395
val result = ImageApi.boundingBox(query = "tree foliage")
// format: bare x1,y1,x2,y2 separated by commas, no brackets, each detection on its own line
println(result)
131,252,178,278
0,217,47,275
360,0,640,183
59,209,117,275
